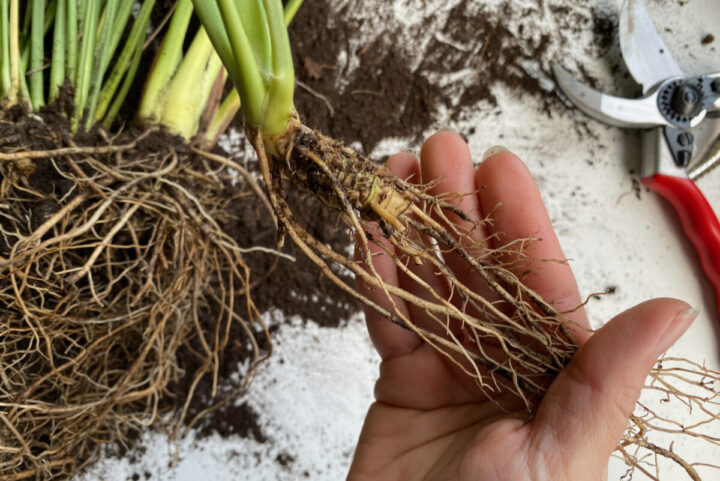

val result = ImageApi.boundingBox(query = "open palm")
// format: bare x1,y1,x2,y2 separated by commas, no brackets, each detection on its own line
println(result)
348,132,696,481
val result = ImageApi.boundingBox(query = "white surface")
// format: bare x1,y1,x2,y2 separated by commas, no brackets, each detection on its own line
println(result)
75,1,720,480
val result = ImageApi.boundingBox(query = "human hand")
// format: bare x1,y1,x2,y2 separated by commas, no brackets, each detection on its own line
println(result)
348,132,698,481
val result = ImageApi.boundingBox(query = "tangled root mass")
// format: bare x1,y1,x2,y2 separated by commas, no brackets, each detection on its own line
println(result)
0,114,271,480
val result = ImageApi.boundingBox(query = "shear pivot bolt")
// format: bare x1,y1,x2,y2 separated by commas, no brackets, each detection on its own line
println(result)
676,132,693,147
671,85,700,116
712,78,720,94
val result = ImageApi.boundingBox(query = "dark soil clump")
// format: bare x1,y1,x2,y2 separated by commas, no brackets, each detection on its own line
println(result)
288,0,441,154
228,181,357,327
436,2,556,115
198,402,268,442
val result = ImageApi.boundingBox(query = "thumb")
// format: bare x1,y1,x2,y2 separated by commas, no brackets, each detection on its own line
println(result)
530,298,698,475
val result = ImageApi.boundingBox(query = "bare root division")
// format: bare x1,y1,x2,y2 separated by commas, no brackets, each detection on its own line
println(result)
253,118,720,480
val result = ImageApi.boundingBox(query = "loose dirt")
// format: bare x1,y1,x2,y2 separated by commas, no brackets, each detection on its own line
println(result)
288,0,625,155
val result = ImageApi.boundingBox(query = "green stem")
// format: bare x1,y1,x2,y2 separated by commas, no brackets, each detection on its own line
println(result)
84,0,118,131
0,0,10,98
189,1,235,80
284,0,304,25
71,0,99,131
138,0,193,121
49,0,65,102
7,0,19,105
29,0,45,109
216,0,266,129
239,0,271,78
19,40,29,103
198,0,300,142
259,0,294,135
77,0,85,33
195,0,299,136
93,0,156,123
102,40,144,130
160,28,223,139
106,0,136,65
66,0,77,84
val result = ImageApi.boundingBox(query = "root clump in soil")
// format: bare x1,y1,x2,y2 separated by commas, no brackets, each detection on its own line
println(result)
0,112,272,480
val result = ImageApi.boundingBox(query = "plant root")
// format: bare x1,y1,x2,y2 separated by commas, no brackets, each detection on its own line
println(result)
0,120,272,480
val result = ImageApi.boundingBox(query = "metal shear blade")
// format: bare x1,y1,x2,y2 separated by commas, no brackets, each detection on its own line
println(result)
619,0,683,93
552,64,668,129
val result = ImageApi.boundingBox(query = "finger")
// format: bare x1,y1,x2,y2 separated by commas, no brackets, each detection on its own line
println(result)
420,132,500,304
530,299,696,476
355,153,420,360
386,154,453,337
420,133,519,389
475,149,590,342
373,153,489,406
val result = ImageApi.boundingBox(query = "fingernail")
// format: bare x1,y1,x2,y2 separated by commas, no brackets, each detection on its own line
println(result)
482,145,508,161
655,307,700,356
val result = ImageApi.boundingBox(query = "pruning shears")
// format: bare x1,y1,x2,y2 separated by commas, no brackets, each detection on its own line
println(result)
553,0,720,319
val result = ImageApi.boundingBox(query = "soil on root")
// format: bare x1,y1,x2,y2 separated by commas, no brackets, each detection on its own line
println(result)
0,113,239,479
0,110,358,479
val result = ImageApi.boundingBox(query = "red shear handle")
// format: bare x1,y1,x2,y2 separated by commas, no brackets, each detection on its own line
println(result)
642,174,720,320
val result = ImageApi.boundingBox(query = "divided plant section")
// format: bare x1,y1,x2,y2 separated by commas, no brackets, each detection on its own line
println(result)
195,0,720,480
